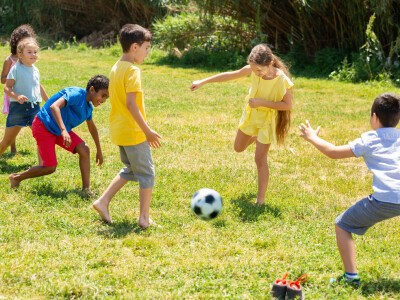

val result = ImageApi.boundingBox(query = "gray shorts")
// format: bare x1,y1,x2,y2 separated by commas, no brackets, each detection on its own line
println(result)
335,195,400,235
118,142,155,189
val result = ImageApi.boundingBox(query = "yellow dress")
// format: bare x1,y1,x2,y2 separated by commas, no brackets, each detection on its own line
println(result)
238,72,294,145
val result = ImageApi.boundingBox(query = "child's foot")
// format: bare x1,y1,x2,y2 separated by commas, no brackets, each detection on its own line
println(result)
93,199,112,224
9,174,20,188
138,217,154,228
330,273,361,288
80,188,95,199
254,199,265,206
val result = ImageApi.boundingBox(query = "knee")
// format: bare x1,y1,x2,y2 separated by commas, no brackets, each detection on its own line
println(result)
254,154,267,167
76,143,90,158
234,144,245,153
44,166,57,175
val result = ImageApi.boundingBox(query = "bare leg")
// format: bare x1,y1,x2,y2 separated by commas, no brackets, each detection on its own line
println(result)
10,139,17,154
9,165,56,188
138,187,153,228
74,142,91,190
234,129,257,153
335,224,357,273
93,174,128,223
254,142,271,204
0,126,22,157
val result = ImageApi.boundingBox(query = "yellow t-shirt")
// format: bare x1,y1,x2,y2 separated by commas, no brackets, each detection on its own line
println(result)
109,61,146,146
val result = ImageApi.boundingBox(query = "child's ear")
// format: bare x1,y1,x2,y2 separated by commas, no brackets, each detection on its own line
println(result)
129,43,138,52
89,86,95,93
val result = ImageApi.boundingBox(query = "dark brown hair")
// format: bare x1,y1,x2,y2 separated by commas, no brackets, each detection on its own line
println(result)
10,24,36,55
247,44,292,146
371,93,400,127
119,24,153,53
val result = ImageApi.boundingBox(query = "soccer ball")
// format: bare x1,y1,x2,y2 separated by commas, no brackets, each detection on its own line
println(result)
191,188,223,221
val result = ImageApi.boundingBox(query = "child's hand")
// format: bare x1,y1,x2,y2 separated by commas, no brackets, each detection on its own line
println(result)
61,129,72,148
17,95,28,104
299,120,321,141
190,80,203,91
96,150,103,166
248,98,266,108
145,129,162,148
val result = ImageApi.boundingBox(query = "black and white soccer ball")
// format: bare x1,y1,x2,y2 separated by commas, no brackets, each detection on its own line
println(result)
191,188,223,221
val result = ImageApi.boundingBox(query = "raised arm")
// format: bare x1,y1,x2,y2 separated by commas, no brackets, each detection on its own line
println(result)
86,119,103,166
299,120,355,159
126,92,162,148
190,65,252,91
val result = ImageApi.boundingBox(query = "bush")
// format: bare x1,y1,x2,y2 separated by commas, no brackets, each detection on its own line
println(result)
330,14,400,84
153,12,255,53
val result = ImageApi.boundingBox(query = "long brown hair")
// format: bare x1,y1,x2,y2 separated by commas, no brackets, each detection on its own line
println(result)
247,44,292,146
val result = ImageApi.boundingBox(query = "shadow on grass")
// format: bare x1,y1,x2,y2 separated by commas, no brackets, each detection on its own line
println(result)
97,220,144,238
28,182,89,200
231,192,283,222
0,160,31,174
361,278,400,296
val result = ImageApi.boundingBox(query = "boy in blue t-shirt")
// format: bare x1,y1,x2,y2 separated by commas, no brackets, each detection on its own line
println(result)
299,93,400,286
9,75,109,192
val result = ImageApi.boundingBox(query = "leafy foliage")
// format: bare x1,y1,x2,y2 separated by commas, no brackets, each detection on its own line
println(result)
153,12,255,52
330,14,400,84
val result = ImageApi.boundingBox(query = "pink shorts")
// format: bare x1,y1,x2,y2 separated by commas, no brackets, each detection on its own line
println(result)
32,116,84,167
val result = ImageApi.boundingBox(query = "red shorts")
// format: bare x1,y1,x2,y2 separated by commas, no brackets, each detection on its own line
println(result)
32,116,84,166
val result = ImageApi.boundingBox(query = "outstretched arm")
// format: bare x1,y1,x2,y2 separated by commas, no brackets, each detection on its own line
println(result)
299,120,355,159
190,65,252,91
86,119,103,166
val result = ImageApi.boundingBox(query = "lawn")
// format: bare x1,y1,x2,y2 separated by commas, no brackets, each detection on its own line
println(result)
0,45,400,299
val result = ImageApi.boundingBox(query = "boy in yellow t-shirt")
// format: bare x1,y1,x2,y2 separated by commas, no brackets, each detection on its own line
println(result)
93,24,162,228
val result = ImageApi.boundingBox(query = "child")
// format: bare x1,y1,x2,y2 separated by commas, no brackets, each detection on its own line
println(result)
190,44,293,205
1,24,36,153
299,93,400,286
93,24,161,228
1,36,48,158
9,75,109,191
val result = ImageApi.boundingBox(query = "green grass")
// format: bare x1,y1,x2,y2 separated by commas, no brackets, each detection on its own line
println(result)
1,45,400,299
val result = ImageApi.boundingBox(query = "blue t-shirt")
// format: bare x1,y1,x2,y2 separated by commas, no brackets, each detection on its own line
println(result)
7,62,41,104
37,87,93,135
349,127,400,204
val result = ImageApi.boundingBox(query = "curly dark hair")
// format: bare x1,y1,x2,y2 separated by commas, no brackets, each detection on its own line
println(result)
10,24,36,55
86,75,109,92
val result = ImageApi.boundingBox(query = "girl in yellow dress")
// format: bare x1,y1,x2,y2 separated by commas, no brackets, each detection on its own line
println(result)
190,44,293,205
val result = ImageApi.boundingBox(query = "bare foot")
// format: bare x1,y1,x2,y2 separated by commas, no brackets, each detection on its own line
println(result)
138,217,154,228
93,199,112,223
254,200,265,206
80,188,95,199
9,174,20,188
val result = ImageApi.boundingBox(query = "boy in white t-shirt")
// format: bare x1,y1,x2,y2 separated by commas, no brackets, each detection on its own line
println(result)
299,93,400,287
